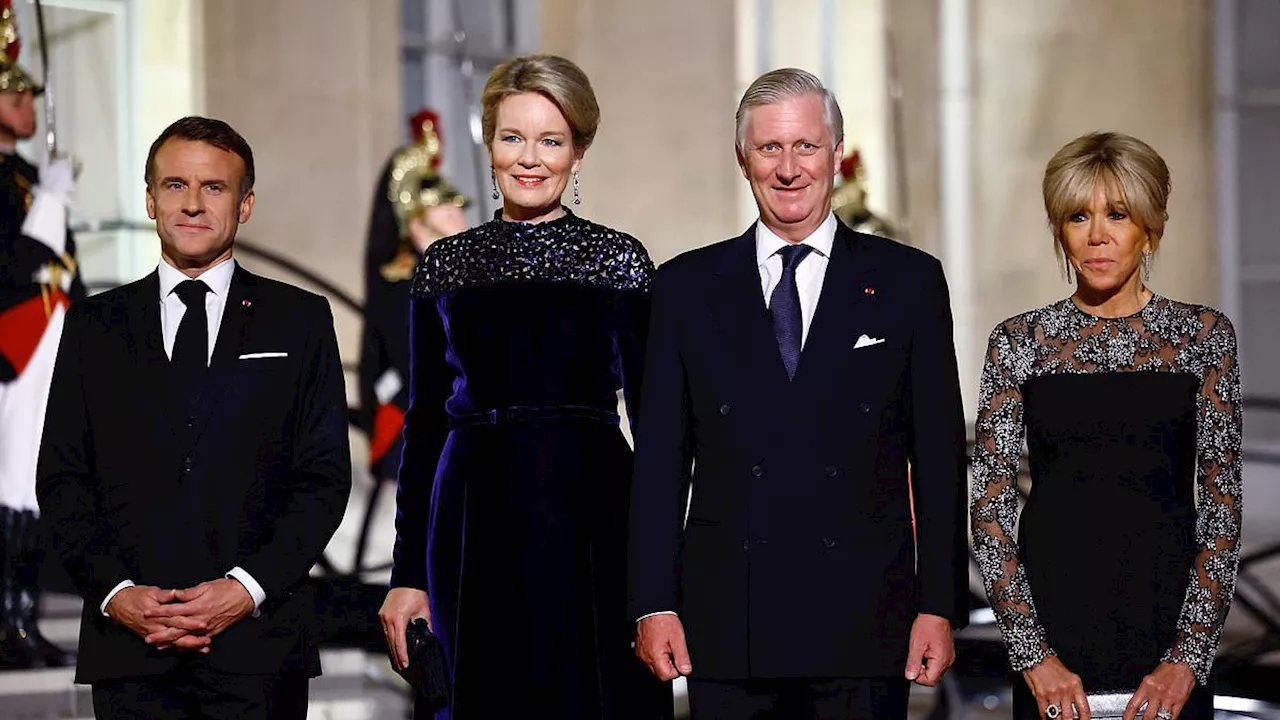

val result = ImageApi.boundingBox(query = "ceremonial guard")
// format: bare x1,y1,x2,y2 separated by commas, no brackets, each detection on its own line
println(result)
359,109,468,488
0,0,81,669
831,148,898,240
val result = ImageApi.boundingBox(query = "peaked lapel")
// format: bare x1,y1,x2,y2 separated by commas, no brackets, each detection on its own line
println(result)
791,224,881,393
184,264,257,445
705,226,793,407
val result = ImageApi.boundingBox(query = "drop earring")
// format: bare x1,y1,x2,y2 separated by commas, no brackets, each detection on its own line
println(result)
490,167,499,201
1142,251,1152,282
572,171,581,205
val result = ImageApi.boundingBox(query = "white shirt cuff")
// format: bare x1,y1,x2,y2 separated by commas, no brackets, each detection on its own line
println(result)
101,579,136,616
226,566,266,618
636,610,678,622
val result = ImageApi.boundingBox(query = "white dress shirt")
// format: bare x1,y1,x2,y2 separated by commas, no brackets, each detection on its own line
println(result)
636,214,840,624
100,257,267,618
755,212,838,348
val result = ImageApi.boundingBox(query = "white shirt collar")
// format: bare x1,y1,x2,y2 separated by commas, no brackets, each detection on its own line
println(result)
755,213,839,267
158,257,237,300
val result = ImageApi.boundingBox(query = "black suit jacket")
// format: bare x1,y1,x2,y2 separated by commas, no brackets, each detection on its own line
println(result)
36,264,352,684
628,223,968,680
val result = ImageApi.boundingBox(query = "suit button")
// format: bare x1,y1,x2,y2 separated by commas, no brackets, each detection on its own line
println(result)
750,465,764,477
742,540,750,551
821,537,837,549
182,457,193,473
758,538,768,546
185,416,195,427
825,466,838,478
718,403,732,416
859,402,871,414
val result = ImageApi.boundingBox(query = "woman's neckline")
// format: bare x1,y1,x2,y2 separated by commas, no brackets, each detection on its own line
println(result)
1067,291,1159,320
493,206,575,227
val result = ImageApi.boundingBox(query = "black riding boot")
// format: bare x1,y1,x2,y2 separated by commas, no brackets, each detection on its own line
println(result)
1,506,76,668
0,505,37,669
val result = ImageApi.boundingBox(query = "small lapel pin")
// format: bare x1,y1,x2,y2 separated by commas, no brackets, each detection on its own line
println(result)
242,300,252,308
864,287,875,295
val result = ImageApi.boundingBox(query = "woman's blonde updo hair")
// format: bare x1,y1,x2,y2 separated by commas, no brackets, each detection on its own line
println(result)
480,54,600,151
1042,132,1171,265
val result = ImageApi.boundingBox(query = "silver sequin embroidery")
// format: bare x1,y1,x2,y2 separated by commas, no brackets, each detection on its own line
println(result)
970,295,1242,685
411,209,654,297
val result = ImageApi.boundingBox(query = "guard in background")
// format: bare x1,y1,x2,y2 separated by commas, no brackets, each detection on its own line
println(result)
0,0,81,669
357,109,468,563
832,148,898,240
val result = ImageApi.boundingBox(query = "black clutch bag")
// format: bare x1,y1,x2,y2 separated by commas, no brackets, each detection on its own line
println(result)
402,618,450,711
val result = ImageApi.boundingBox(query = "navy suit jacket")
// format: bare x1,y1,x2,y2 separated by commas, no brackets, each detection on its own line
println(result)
628,222,969,680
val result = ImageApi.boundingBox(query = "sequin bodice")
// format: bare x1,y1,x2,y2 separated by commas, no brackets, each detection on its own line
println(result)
406,209,654,422
970,295,1242,686
412,209,652,297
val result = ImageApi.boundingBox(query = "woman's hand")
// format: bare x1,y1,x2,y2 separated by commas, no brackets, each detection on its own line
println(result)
1124,662,1195,720
1023,655,1090,720
379,587,432,670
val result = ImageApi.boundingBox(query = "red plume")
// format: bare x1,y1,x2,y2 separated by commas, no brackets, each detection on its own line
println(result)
839,149,862,181
2,0,21,63
408,108,444,168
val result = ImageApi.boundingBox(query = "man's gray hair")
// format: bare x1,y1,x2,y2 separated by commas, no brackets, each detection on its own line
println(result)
735,68,844,152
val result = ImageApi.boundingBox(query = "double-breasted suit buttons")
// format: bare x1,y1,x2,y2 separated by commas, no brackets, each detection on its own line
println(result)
719,403,733,416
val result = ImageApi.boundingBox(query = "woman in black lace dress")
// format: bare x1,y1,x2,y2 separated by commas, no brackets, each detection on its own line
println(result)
971,132,1242,720
377,55,669,718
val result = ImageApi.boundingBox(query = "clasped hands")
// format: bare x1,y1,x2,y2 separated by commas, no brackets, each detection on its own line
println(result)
105,578,255,654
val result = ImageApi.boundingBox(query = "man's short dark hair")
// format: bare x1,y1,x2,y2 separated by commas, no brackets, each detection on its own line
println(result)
145,116,255,197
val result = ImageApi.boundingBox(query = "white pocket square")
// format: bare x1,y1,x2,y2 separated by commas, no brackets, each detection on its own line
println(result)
238,352,288,360
854,334,885,349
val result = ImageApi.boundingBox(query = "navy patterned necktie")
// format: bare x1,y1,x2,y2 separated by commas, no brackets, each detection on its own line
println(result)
770,244,814,380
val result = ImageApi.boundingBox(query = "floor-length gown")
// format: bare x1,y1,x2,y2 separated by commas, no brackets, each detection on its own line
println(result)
390,209,670,719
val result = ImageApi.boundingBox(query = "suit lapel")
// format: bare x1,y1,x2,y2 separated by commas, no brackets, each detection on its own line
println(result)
791,224,880,391
705,226,794,409
186,265,257,444
122,273,178,440
126,272,167,368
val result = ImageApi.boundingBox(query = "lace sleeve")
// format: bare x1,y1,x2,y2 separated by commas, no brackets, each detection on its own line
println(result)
971,323,1054,671
1162,312,1243,684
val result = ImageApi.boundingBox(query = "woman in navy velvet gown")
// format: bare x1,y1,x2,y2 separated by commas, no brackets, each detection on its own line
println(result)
379,54,669,719
971,133,1242,720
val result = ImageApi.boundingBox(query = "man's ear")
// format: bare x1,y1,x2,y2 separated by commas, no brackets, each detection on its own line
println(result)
238,189,256,224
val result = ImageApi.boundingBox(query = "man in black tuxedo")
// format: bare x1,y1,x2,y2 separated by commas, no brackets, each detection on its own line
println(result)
630,69,968,719
37,116,351,719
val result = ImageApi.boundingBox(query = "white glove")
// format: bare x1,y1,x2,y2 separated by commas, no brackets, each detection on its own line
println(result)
21,156,77,256
37,156,75,202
